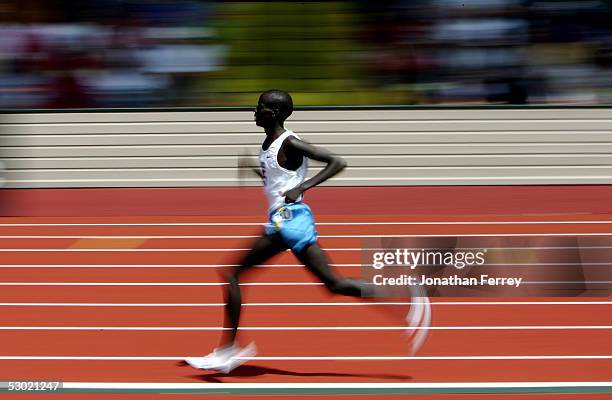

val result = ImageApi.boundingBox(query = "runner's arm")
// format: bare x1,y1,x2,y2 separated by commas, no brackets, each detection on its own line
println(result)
238,152,263,181
283,136,346,202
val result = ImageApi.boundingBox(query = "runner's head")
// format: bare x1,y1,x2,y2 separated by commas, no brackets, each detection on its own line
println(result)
255,89,293,127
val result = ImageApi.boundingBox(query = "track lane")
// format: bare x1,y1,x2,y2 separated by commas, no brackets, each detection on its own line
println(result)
1,213,612,237
0,213,610,392
0,251,364,264
2,235,612,250
0,264,609,283
0,285,609,303
0,285,350,303
2,223,612,239
0,304,611,327
3,213,612,223
0,330,609,356
0,359,610,383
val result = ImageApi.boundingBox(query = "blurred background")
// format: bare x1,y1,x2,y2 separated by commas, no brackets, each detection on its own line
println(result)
0,0,611,108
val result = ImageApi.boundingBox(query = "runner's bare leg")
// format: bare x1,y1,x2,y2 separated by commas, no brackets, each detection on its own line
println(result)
220,232,287,346
294,242,372,297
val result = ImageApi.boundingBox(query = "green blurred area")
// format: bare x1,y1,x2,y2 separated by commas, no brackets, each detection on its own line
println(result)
201,2,417,106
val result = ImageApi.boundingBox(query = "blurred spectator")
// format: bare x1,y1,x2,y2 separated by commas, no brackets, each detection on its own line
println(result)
0,0,610,108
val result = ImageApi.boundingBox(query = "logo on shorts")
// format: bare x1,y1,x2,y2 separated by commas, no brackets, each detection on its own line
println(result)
278,207,293,220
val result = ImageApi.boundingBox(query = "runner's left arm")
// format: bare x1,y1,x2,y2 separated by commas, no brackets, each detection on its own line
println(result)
283,136,346,202
238,151,263,181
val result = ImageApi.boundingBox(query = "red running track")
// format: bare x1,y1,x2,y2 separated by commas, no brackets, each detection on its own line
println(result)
0,211,610,397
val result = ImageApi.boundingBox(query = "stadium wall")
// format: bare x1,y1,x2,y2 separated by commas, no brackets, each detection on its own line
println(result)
1,108,612,188
0,108,611,216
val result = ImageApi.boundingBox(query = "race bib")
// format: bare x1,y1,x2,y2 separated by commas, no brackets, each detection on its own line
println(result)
271,206,293,231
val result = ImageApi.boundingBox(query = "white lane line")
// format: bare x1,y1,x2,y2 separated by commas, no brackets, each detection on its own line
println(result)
1,301,610,307
5,176,612,183
59,381,612,389
0,281,608,286
0,220,612,227
0,223,262,227
0,325,608,331
0,264,350,268
242,356,612,361
0,355,609,360
4,235,612,250
0,262,610,268
9,119,612,124
0,282,324,286
0,236,269,239
0,248,249,251
0,231,611,252
2,235,612,240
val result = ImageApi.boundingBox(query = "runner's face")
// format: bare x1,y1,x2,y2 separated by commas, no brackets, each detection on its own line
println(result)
254,97,275,127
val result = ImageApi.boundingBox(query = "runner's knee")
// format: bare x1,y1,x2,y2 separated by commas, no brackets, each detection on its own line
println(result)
225,270,241,286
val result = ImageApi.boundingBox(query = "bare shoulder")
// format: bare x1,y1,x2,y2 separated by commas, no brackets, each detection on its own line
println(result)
285,135,332,160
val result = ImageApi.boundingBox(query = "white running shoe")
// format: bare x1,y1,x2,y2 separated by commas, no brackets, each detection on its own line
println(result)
216,342,257,374
184,344,235,370
184,342,257,374
405,284,432,355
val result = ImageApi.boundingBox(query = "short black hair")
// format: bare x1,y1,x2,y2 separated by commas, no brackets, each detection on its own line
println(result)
261,89,293,121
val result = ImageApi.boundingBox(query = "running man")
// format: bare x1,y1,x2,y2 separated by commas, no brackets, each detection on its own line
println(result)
184,89,373,373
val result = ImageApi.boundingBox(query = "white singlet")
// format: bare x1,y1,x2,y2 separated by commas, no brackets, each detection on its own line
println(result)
259,130,308,212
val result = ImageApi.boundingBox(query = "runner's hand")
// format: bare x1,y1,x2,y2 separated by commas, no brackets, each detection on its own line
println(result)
283,186,303,203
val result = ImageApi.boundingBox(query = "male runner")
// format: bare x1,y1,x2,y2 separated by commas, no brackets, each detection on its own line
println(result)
184,89,372,373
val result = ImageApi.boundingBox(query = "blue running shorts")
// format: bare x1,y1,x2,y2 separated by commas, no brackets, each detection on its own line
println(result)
264,202,318,253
